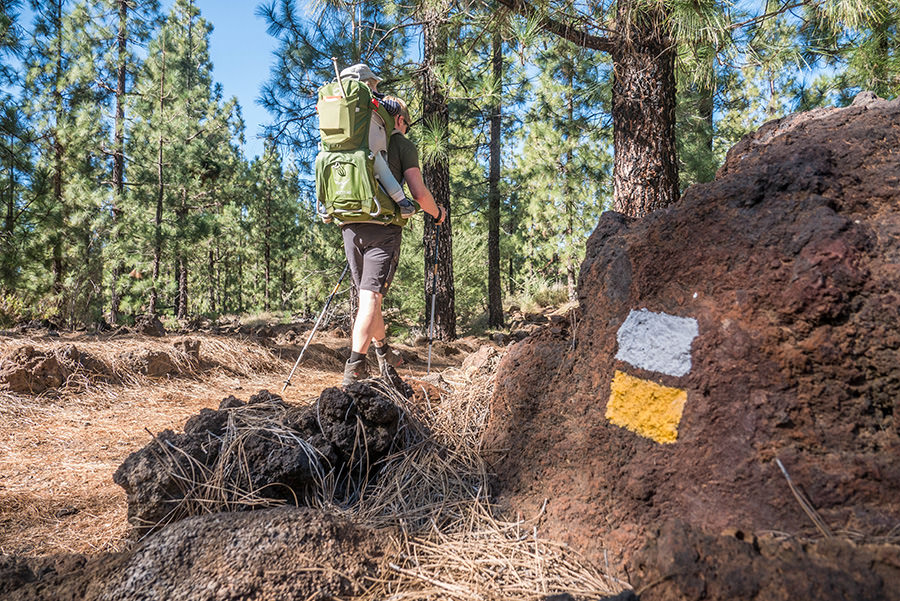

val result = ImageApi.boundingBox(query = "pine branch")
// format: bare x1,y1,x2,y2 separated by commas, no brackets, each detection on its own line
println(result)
495,0,614,52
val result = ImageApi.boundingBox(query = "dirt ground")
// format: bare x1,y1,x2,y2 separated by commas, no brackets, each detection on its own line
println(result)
0,329,463,557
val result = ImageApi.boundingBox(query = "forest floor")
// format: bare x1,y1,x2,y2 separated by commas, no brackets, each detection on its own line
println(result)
0,326,469,557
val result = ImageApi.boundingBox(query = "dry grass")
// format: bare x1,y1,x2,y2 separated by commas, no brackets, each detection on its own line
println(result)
0,331,457,558
0,332,333,557
340,373,625,600
0,333,284,394
0,331,622,599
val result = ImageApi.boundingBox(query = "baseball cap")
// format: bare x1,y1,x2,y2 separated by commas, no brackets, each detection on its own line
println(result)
339,63,382,83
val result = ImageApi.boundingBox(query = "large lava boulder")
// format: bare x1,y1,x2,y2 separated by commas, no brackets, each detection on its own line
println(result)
486,94,900,569
0,346,67,393
1,506,384,601
114,386,401,536
630,520,900,601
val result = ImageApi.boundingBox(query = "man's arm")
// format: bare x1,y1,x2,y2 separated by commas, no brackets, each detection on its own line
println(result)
404,166,446,224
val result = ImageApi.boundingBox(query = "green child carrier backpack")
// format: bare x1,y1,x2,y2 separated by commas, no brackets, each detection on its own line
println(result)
314,77,406,226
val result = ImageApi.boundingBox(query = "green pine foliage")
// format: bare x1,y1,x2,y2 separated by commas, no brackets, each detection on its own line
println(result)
1,0,897,330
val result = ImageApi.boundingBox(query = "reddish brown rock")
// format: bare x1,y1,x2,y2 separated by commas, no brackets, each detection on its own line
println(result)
115,349,178,377
630,521,900,601
486,95,900,568
0,346,66,393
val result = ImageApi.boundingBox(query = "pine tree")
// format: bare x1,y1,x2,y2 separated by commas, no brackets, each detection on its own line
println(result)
496,0,891,218
247,143,302,313
0,0,25,289
128,0,242,319
487,30,504,327
420,0,457,341
89,0,160,323
510,36,611,296
24,0,110,323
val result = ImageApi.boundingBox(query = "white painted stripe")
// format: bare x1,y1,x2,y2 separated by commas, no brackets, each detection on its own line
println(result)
615,308,699,377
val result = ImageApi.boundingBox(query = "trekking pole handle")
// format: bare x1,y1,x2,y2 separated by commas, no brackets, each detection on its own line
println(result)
331,57,346,97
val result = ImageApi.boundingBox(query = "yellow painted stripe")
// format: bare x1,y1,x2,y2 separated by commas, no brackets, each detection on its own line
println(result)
606,370,688,444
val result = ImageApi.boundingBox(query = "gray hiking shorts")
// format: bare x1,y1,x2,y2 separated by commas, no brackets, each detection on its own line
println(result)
341,223,403,295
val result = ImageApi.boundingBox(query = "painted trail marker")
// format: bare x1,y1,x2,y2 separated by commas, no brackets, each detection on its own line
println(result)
608,309,699,444
615,309,699,378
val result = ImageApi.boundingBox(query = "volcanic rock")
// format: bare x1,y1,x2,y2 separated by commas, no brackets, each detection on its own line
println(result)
461,345,500,379
57,344,111,378
115,349,178,377
114,386,402,536
171,337,200,363
1,507,384,601
630,520,900,601
133,314,166,337
0,346,66,393
318,383,402,460
486,94,900,566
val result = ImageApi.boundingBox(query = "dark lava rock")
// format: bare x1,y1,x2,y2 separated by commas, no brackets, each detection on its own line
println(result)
630,520,900,601
318,383,402,460
1,507,384,601
486,94,900,566
114,386,402,536
218,395,245,409
133,314,166,337
0,346,66,393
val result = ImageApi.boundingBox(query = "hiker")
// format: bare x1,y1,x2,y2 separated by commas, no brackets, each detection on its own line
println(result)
339,63,415,218
340,89,447,386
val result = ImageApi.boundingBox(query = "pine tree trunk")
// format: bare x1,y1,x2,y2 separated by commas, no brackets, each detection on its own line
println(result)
264,189,271,312
51,0,64,293
208,246,215,314
237,252,243,313
3,150,14,287
109,0,128,325
176,190,188,319
422,12,456,341
611,1,678,217
149,38,166,317
564,65,576,301
487,32,504,328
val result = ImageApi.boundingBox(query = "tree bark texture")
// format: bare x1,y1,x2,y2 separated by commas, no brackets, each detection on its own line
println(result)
109,0,128,324
52,0,64,292
264,188,271,312
3,145,15,286
611,1,678,217
487,32,504,328
149,37,166,317
176,191,188,319
422,13,456,341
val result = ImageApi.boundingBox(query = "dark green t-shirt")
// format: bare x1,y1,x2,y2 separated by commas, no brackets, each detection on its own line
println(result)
387,131,419,187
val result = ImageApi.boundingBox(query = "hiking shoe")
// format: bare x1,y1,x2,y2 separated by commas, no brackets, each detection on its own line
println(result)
397,197,416,218
375,344,403,376
342,358,368,387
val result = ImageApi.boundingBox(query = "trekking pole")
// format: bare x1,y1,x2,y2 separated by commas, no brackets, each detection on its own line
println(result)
427,223,441,375
282,263,350,393
331,57,346,97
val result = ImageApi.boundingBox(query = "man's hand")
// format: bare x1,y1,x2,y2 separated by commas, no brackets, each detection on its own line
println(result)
434,205,447,225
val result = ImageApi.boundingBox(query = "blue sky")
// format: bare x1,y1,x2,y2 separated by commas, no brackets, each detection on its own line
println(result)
181,1,279,160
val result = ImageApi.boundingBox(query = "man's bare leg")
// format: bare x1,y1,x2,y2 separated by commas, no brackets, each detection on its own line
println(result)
351,289,385,355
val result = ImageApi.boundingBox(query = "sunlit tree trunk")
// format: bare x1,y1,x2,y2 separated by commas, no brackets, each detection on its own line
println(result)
488,32,504,327
422,9,456,340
